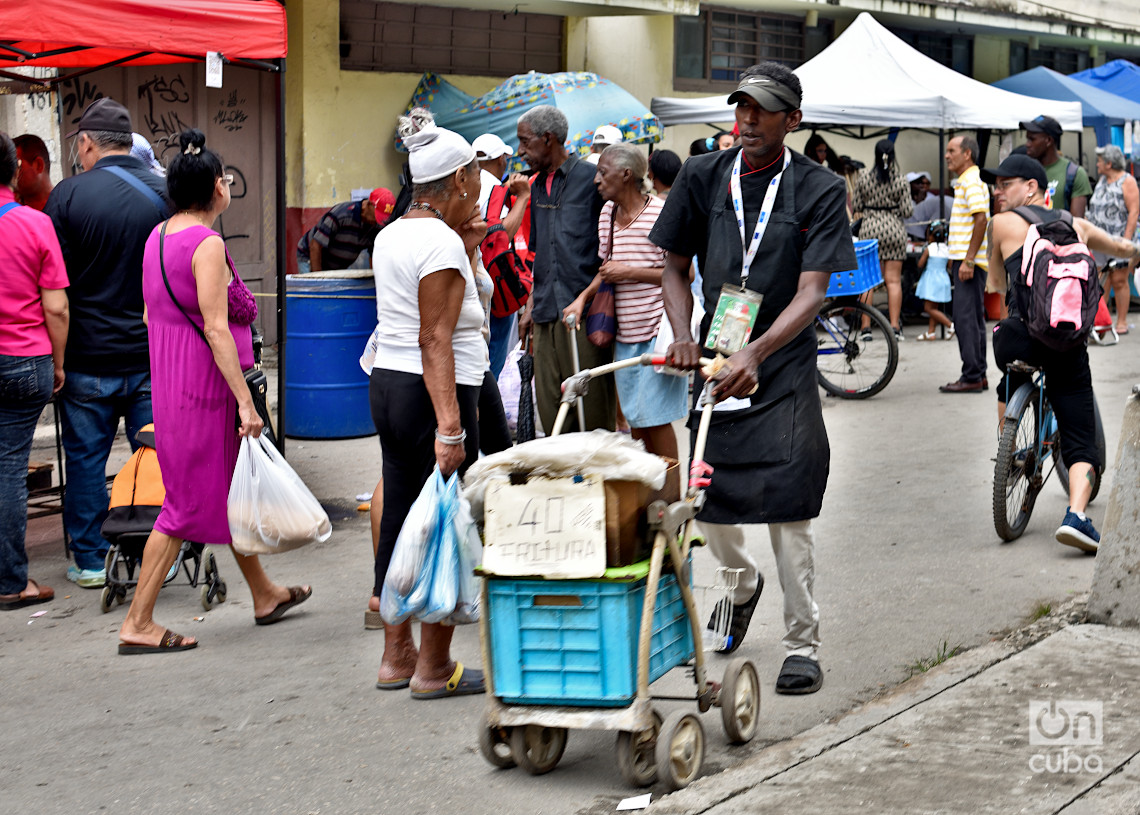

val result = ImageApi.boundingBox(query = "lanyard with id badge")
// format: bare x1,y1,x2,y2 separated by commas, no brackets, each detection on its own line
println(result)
705,146,790,356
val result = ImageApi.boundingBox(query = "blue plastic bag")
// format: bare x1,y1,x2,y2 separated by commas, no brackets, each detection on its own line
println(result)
380,467,482,625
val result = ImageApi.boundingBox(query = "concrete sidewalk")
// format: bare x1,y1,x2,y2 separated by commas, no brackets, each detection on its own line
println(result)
650,599,1140,815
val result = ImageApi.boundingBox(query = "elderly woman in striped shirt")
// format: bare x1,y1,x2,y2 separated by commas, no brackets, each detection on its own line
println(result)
565,143,688,498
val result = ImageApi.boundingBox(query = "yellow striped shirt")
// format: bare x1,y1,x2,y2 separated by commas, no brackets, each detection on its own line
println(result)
949,165,989,268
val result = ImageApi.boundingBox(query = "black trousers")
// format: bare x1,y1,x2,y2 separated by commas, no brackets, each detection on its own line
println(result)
992,318,1099,469
951,259,988,383
369,369,480,597
478,369,511,456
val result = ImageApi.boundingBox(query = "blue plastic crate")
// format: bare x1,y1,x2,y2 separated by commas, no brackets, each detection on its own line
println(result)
827,239,882,296
487,572,695,707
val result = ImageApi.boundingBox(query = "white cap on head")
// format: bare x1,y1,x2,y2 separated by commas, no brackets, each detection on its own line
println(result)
905,171,931,183
399,108,477,184
472,133,513,160
592,125,623,147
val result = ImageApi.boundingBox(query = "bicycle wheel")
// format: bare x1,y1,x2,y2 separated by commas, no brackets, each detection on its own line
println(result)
815,301,898,399
994,387,1043,541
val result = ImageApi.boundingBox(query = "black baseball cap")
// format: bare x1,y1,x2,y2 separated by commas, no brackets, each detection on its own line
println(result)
728,73,801,112
980,154,1048,188
65,98,132,138
1019,115,1063,145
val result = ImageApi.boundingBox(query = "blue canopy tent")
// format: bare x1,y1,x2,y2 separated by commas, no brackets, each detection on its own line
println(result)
398,71,661,172
992,66,1140,146
1070,60,1140,104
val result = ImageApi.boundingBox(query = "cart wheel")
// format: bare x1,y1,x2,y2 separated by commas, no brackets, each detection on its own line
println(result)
509,725,567,775
215,580,227,604
719,658,760,744
200,550,223,610
104,549,115,574
655,711,705,791
200,584,213,612
616,710,662,787
478,724,516,769
116,587,127,605
99,586,115,613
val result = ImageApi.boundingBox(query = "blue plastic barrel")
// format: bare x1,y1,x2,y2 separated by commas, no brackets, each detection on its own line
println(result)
284,275,376,439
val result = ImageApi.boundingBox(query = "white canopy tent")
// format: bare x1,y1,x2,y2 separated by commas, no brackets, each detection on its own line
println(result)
650,13,1083,132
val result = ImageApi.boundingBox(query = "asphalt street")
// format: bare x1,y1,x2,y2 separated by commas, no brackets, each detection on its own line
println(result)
4,325,1137,815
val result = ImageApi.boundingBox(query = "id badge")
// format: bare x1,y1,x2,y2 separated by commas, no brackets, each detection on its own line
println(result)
705,285,763,355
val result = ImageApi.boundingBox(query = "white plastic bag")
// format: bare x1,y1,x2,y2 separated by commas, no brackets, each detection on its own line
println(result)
380,468,482,626
497,345,523,433
228,435,333,555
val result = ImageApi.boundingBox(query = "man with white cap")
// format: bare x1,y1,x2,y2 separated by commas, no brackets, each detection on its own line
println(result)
651,62,857,695
585,124,623,165
472,133,514,218
904,170,953,242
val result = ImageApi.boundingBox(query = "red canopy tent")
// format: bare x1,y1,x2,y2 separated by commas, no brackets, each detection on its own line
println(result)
0,0,292,449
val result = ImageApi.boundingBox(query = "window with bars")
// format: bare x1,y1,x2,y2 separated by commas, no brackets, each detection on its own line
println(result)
1009,42,1090,76
675,7,810,91
891,28,973,75
340,1,564,76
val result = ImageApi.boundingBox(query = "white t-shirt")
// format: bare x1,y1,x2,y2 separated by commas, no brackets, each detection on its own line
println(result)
478,169,501,220
372,218,488,386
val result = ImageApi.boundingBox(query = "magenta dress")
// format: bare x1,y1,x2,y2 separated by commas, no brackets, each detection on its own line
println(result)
141,225,254,545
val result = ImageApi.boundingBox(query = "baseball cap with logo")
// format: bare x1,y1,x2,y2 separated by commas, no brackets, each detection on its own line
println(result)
368,187,397,217
472,133,513,160
65,98,132,138
728,72,802,112
1019,115,1063,145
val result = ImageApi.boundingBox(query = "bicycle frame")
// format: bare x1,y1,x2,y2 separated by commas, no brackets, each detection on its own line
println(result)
1003,368,1059,489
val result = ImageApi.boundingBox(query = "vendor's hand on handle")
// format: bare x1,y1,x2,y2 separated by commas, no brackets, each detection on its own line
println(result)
435,438,467,479
666,339,703,371
238,401,264,438
518,306,533,345
710,347,760,402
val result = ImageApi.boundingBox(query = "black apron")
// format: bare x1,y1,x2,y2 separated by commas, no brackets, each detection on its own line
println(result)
688,155,830,525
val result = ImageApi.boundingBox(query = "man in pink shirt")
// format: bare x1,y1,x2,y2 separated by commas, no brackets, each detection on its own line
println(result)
0,131,69,610
13,134,53,212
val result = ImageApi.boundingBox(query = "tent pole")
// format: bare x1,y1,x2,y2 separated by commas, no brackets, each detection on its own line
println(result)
1078,130,1084,167
938,128,946,220
275,58,287,455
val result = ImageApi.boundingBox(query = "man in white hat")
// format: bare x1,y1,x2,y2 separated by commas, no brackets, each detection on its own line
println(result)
585,124,623,165
904,170,953,242
472,133,514,219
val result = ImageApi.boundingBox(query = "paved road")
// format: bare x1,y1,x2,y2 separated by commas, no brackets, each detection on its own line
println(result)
4,331,1136,814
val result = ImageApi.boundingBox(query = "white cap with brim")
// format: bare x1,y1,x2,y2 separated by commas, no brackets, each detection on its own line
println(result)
905,171,932,183
727,74,801,112
472,133,513,160
592,125,624,147
405,124,477,184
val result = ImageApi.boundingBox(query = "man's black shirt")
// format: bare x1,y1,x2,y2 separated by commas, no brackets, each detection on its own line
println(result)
45,154,170,375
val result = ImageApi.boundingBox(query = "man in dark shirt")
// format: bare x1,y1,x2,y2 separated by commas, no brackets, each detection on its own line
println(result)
44,98,170,588
651,63,856,695
296,187,394,273
516,104,614,432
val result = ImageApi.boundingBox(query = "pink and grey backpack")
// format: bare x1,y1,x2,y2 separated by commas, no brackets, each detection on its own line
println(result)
1013,206,1101,352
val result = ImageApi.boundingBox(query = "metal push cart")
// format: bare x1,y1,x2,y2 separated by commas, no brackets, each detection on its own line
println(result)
476,354,760,791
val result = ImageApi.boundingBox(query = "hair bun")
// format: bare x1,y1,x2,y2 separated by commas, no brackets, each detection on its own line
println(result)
178,128,207,156
398,108,436,145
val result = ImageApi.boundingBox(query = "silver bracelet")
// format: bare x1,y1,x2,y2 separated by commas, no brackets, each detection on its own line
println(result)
435,428,467,446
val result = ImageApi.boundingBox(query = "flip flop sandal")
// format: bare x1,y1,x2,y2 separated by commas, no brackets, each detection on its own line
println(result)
0,579,54,611
410,662,486,700
376,676,412,690
118,628,198,655
708,574,764,655
255,585,313,626
775,655,823,695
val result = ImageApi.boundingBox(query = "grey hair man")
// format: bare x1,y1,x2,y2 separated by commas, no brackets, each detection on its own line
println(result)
44,98,170,588
515,104,614,433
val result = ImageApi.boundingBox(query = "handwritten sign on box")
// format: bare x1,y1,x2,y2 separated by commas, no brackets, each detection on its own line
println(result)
482,476,606,578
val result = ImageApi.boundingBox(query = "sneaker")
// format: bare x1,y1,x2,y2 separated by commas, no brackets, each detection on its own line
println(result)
893,328,905,342
860,328,873,342
66,565,107,588
1055,508,1099,553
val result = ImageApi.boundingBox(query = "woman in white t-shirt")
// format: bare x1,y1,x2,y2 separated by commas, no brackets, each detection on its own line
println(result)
369,109,489,700
565,143,688,499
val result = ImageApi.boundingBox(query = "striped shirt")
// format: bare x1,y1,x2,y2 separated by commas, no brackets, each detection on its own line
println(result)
948,164,989,268
598,196,667,343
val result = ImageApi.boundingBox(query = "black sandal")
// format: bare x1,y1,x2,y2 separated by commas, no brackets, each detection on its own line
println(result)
776,655,823,695
707,573,764,654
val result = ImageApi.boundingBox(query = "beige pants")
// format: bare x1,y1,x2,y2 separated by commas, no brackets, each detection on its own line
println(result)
700,519,820,659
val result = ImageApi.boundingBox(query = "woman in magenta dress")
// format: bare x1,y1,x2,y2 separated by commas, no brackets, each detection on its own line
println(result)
118,129,310,654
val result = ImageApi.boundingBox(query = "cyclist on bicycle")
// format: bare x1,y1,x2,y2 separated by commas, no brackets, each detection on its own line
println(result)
986,154,1140,553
